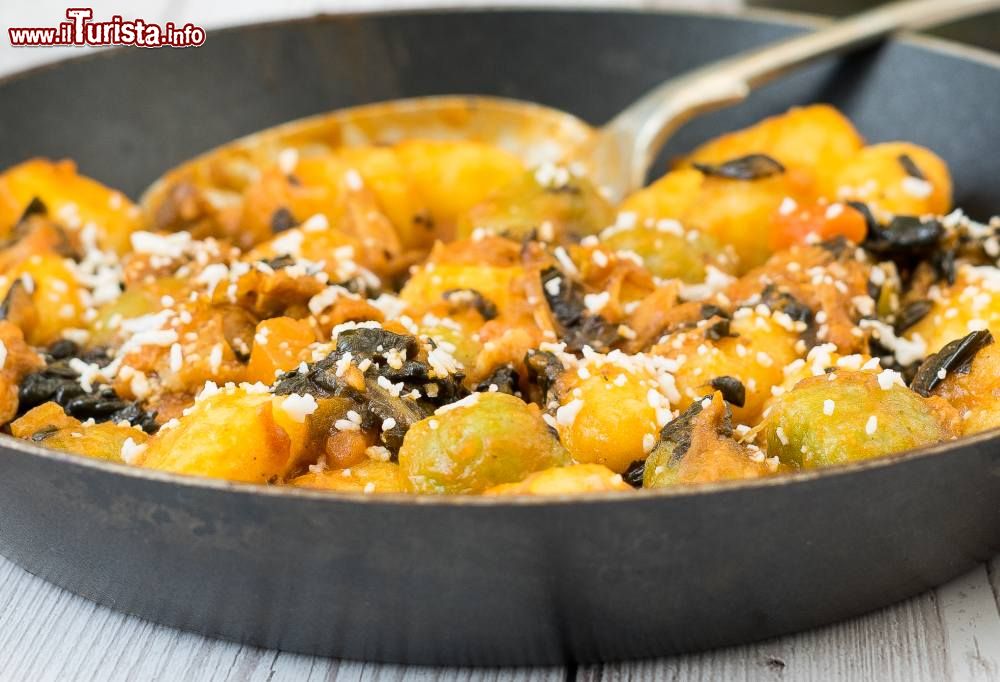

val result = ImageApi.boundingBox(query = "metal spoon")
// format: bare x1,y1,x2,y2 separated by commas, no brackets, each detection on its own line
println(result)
143,0,1000,213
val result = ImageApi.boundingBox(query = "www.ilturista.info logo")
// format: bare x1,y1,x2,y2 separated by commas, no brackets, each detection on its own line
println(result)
8,8,206,48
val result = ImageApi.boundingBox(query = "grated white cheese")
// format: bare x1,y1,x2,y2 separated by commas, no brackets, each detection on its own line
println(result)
308,286,345,315
679,266,735,302
534,162,572,189
369,294,408,321
271,229,304,257
334,352,353,378
120,437,147,465
583,291,610,313
366,446,392,462
865,415,878,435
209,344,223,374
426,342,462,378
901,176,933,198
776,426,789,446
195,380,221,402
859,319,928,367
193,264,229,297
555,398,585,427
61,328,91,345
642,433,656,453
553,247,579,277
308,456,328,474
376,375,404,398
301,213,329,232
280,393,318,423
19,273,35,294
334,418,361,432
538,220,555,242
876,369,903,390
344,169,364,190
277,147,299,174
435,393,481,415
169,343,183,373
68,358,103,393
130,231,192,259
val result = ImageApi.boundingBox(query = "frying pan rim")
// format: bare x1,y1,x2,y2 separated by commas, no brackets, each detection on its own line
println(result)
2,4,999,506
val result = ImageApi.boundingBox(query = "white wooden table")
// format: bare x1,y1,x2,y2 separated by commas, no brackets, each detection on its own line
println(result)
1,554,998,681
2,1,1000,680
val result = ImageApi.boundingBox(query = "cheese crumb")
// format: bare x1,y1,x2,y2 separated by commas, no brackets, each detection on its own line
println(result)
301,214,329,232
280,393,319,423
583,291,610,313
876,369,902,390
366,446,392,462
435,393,481,415
776,426,789,445
277,147,299,174
169,343,183,373
209,344,223,374
130,231,192,258
901,176,933,198
120,437,147,465
344,169,364,190
642,433,656,453
556,399,584,427
334,412,362,431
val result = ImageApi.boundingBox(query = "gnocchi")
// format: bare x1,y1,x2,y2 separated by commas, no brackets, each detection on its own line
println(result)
3,104,995,496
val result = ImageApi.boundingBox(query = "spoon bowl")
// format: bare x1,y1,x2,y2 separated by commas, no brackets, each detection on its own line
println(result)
141,95,593,221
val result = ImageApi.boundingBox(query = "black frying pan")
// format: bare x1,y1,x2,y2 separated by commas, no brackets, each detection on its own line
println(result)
0,7,998,666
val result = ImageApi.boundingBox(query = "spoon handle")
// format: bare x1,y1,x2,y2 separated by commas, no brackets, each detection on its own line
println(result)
600,0,1000,198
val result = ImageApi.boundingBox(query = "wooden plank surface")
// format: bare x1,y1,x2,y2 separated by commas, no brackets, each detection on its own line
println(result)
0,551,998,681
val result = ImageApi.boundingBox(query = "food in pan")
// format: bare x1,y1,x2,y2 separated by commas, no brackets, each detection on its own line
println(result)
2,104,997,495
